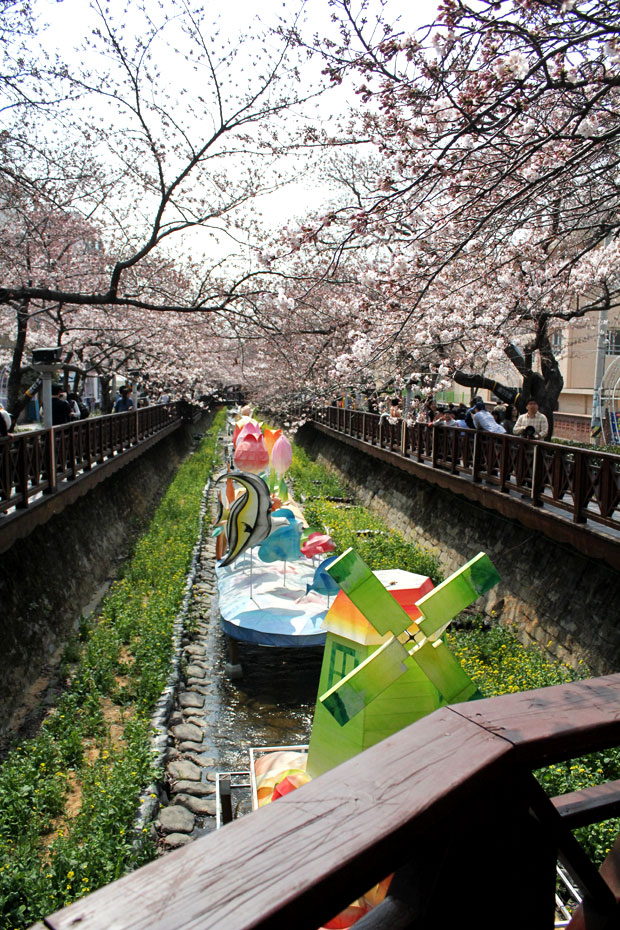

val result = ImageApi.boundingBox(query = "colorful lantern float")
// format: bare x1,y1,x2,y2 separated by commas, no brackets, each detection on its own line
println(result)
240,548,500,928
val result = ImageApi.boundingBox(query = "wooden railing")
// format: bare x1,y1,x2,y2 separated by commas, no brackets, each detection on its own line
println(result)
0,403,185,515
35,674,620,930
0,402,206,553
312,406,620,533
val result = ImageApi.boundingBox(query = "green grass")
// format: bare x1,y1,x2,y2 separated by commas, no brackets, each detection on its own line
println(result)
288,444,351,499
0,409,226,930
291,443,443,584
303,499,444,584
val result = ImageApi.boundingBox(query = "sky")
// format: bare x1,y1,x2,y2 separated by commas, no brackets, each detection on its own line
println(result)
28,0,442,256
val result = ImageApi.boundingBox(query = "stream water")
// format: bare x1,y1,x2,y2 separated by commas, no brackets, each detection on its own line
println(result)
188,555,324,832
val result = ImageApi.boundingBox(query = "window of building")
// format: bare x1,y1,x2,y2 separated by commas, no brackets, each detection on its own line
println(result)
550,331,563,351
606,329,620,355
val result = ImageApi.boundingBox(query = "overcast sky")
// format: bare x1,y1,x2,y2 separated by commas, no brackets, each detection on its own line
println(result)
30,0,442,251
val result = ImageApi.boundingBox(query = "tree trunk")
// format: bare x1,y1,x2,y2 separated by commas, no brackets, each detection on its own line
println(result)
7,300,30,417
454,339,563,439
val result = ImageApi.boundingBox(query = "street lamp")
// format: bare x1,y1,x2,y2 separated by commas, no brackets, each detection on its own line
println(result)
31,347,63,429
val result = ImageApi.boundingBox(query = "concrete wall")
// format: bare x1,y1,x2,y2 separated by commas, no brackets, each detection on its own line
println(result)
0,415,212,740
296,424,620,677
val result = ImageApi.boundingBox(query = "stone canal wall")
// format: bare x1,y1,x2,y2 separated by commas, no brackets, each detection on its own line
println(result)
0,415,212,739
295,423,620,677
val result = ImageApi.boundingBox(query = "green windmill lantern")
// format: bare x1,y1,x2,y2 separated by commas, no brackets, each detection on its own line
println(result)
306,548,500,778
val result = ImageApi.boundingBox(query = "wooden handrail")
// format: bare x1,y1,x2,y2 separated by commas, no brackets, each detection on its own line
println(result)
38,674,620,930
0,402,204,554
307,407,620,570
0,403,190,515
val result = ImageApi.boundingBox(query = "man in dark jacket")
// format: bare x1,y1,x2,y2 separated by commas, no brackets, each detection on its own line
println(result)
51,385,71,425
114,386,135,413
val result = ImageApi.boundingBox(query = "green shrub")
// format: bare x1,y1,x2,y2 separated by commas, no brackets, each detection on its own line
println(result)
0,410,226,929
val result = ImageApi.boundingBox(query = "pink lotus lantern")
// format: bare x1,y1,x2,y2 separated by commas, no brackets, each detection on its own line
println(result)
234,433,270,474
233,417,260,448
301,532,335,558
271,434,292,477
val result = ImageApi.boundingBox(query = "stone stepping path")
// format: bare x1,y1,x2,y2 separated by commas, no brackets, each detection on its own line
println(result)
154,494,222,852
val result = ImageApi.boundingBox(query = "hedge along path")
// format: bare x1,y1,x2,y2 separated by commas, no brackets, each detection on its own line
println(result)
0,409,227,930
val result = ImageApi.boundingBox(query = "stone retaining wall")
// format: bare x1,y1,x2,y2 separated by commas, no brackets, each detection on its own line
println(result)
296,423,620,677
0,415,212,739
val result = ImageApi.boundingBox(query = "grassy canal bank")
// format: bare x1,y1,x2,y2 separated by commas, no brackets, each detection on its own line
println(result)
0,410,226,930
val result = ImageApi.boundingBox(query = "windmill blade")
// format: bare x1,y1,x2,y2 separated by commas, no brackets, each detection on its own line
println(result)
411,639,481,704
320,636,410,726
416,552,500,641
320,632,480,727
326,548,420,638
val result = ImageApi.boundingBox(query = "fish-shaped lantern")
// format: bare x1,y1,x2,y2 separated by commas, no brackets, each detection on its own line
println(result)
301,532,335,559
306,555,340,597
258,510,303,563
214,472,272,567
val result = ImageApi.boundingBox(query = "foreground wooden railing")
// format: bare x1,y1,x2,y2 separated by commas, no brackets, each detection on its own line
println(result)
34,675,620,930
0,402,202,552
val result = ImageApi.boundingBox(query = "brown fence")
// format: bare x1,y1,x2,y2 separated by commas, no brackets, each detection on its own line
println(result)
0,403,185,515
35,674,620,930
313,407,620,533
0,403,205,554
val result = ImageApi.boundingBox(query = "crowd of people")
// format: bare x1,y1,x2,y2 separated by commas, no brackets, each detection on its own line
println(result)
330,392,549,440
0,381,175,434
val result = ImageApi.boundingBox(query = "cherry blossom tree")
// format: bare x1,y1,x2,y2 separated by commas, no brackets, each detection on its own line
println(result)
0,0,347,412
1,3,329,308
270,0,620,432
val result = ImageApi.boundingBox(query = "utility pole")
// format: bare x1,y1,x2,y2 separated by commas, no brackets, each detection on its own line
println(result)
590,306,608,447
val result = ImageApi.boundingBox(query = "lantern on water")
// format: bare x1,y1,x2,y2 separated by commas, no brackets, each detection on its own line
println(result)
233,417,260,447
263,427,282,460
271,434,292,477
234,433,270,474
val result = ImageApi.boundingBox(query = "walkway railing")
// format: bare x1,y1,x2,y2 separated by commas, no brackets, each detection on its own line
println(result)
312,406,620,533
37,674,620,930
0,403,199,552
